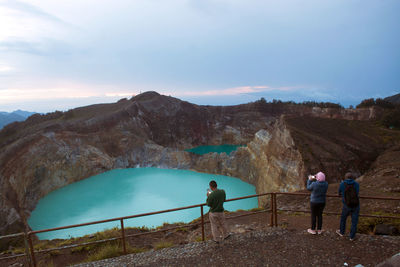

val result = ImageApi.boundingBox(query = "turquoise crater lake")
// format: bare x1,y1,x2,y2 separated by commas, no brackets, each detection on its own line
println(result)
28,168,257,240
186,144,244,155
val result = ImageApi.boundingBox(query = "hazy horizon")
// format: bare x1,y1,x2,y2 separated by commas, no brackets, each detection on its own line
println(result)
1,0,399,113
0,90,398,114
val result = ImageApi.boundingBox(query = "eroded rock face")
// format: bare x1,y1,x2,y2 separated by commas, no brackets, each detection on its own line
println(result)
309,106,382,120
191,117,306,207
0,92,396,237
248,120,305,199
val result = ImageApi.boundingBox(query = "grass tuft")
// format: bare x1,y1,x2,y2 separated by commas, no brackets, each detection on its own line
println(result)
85,242,147,262
357,212,400,235
195,236,205,242
176,227,188,232
249,207,264,212
154,241,174,250
86,243,124,262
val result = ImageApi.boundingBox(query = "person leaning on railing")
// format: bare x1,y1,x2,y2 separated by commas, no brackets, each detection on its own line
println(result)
306,172,329,235
206,180,231,244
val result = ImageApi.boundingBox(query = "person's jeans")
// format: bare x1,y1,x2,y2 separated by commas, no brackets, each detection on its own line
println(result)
310,202,325,230
339,204,360,239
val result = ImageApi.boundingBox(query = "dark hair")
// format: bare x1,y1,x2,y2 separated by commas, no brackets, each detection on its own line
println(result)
209,180,217,188
345,172,354,180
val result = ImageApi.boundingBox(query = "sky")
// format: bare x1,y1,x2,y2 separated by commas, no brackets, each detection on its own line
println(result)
0,0,399,112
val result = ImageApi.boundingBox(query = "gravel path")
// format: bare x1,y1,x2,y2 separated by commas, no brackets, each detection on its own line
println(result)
72,228,400,267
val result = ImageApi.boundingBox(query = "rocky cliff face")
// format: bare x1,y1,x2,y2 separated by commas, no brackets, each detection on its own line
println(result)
190,117,305,206
0,92,398,238
189,113,399,207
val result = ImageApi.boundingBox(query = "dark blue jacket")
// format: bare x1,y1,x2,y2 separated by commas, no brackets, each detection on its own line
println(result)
338,179,360,204
307,180,329,203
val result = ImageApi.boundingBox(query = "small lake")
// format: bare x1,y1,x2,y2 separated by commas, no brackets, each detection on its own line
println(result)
28,168,257,240
186,144,244,155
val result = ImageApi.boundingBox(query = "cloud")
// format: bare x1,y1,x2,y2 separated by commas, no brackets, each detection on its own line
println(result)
177,86,263,96
0,63,13,72
0,40,45,55
175,85,306,97
0,82,117,104
105,92,137,97
0,38,77,56
0,0,65,24
0,0,398,112
0,0,76,56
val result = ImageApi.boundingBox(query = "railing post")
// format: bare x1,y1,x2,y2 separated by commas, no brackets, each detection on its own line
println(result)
200,205,205,241
120,219,127,254
274,193,278,227
270,193,274,227
24,232,32,267
27,233,37,267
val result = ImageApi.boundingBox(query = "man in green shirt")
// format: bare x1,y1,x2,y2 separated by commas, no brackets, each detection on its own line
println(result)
206,180,230,243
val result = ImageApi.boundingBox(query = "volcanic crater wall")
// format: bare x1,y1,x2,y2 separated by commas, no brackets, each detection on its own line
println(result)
0,92,397,238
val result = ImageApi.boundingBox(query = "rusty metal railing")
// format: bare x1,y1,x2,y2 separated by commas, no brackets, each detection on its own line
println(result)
271,192,400,227
1,192,399,267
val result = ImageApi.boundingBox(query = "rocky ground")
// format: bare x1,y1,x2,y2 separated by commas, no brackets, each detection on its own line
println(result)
72,227,400,267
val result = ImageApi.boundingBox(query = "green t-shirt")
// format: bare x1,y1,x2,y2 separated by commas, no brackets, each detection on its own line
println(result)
206,189,226,213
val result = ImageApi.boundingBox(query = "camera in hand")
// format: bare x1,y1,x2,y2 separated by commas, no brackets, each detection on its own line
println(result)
308,175,316,180
207,189,212,196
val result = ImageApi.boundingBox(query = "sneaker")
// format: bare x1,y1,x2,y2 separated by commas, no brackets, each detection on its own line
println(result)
317,230,323,235
349,237,355,241
307,229,317,235
224,233,231,240
336,230,344,237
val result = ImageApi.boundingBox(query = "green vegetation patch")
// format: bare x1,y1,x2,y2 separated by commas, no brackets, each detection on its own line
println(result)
86,242,147,262
86,242,125,262
357,212,400,235
154,241,174,250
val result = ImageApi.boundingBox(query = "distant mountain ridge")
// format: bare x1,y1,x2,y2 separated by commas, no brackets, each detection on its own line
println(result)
384,93,400,104
0,110,36,129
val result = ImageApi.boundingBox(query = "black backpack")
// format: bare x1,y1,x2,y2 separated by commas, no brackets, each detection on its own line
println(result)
344,183,359,208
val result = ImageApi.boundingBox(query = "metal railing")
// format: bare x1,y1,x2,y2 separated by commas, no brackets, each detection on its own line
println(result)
1,192,399,267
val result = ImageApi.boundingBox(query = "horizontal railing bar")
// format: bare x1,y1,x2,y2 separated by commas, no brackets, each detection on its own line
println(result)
351,214,400,219
278,209,400,219
1,236,124,259
225,193,271,202
47,210,271,256
0,238,122,261
1,210,272,260
358,196,400,200
22,223,206,257
0,232,24,240
125,222,204,239
225,209,269,220
0,253,26,261
275,192,400,201
26,211,266,257
34,236,121,254
29,203,207,235
28,194,273,235
1,192,398,240
124,209,270,239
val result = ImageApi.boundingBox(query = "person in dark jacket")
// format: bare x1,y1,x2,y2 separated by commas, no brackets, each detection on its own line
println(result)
306,171,329,234
336,172,360,241
206,180,230,243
